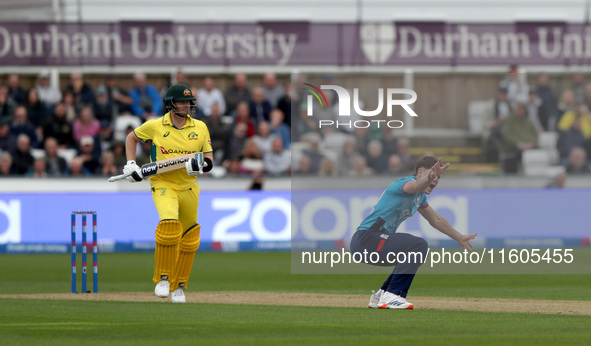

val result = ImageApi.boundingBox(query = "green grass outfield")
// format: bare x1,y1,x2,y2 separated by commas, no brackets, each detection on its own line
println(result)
1,252,590,345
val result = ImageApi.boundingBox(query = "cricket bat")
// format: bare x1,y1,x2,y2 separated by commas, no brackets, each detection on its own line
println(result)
108,152,204,182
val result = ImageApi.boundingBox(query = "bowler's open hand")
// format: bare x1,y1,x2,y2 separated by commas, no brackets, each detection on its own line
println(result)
430,158,450,179
457,233,478,251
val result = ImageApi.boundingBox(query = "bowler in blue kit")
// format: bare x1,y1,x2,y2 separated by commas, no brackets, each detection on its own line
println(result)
351,156,477,309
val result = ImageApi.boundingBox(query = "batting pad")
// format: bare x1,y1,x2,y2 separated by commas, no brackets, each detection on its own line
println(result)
153,220,182,284
171,224,201,290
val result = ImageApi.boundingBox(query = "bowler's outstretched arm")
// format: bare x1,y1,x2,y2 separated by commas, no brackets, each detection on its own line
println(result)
418,206,477,251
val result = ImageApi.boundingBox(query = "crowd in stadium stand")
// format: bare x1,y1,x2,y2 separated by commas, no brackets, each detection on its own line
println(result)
490,66,591,175
0,71,294,178
0,68,590,178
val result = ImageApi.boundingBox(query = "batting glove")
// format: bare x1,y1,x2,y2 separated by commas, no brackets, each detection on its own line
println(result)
185,158,204,176
123,160,143,182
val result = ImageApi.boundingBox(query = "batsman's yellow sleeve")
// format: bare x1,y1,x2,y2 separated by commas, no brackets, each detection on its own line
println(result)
202,127,213,153
134,119,156,142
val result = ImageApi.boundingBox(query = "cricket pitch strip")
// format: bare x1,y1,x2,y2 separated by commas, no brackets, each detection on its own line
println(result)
1,292,590,315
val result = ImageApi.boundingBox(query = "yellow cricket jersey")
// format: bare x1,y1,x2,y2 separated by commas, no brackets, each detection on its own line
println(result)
134,112,213,190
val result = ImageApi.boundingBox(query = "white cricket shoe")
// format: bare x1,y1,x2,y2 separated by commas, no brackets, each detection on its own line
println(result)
154,280,170,298
368,289,383,308
378,291,414,309
171,287,186,303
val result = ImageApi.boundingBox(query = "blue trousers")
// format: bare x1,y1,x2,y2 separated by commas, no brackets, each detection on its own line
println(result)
350,229,428,297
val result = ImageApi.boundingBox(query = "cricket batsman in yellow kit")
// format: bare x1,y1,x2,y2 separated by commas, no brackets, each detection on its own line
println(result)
123,84,213,303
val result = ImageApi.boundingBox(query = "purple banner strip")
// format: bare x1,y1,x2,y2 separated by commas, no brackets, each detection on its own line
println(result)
1,22,590,66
